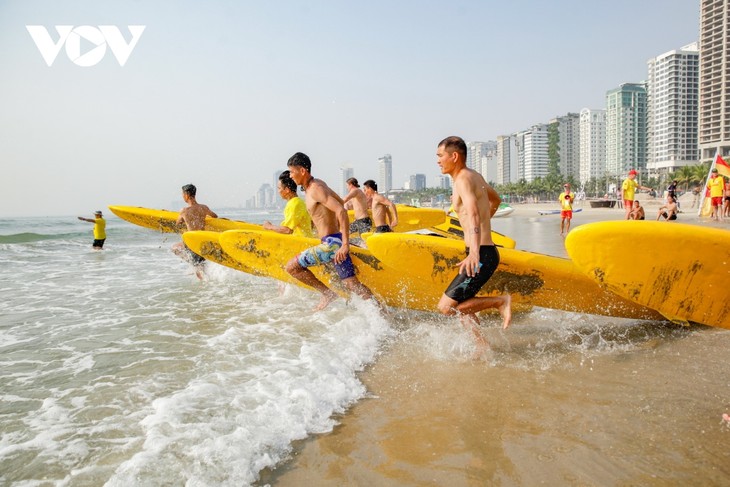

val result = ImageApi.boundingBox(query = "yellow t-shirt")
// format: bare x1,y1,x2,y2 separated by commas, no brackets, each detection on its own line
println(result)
281,197,314,238
559,192,574,211
708,176,724,197
93,217,106,240
622,178,639,201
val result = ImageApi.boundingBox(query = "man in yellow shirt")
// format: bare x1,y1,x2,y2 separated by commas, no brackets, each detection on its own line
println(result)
77,210,106,249
621,169,651,219
558,183,575,236
707,168,725,221
263,170,315,237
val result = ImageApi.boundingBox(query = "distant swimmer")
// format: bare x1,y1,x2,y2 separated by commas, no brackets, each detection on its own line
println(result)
342,177,372,236
363,179,398,233
77,210,106,250
263,170,315,238
172,183,217,279
435,136,511,357
284,152,381,312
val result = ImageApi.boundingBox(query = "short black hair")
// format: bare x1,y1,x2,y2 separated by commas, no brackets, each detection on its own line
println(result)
182,184,196,197
287,152,312,172
438,136,467,160
363,180,377,191
278,170,297,193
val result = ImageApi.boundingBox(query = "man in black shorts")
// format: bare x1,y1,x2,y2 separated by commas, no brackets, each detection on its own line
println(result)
435,136,511,356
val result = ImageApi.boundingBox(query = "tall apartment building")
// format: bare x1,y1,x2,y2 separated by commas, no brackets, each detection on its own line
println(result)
647,42,699,177
606,83,648,177
409,174,427,191
378,154,392,193
579,108,607,184
433,174,451,189
466,142,487,172
699,0,730,161
496,135,519,185
340,166,354,195
515,125,549,182
255,183,275,208
549,113,581,181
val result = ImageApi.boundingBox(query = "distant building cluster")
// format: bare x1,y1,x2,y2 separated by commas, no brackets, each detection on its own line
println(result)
248,1,730,207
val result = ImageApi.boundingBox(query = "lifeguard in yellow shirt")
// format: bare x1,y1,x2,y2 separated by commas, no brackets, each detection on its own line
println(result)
264,170,315,238
559,183,575,236
707,168,725,221
77,210,106,249
621,169,651,219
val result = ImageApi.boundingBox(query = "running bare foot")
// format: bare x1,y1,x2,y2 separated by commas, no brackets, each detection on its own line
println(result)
500,293,512,329
313,290,338,311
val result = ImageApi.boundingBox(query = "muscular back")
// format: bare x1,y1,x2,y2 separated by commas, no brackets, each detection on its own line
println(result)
371,194,392,227
451,168,499,246
343,188,369,220
179,203,216,231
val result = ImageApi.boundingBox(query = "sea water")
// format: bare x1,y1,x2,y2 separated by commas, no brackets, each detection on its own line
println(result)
1,209,729,486
0,211,391,485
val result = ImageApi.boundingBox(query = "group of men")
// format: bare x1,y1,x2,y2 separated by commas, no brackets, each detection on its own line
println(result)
167,136,511,355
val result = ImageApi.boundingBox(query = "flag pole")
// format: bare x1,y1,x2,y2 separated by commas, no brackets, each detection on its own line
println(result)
698,148,718,216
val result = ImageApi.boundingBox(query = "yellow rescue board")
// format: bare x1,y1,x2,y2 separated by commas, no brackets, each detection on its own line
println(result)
565,221,730,329
219,230,468,312
427,215,516,249
347,205,447,233
108,205,259,233
365,232,663,320
182,231,260,275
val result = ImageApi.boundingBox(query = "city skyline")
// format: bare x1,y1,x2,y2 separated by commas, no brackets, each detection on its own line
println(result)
1,1,699,216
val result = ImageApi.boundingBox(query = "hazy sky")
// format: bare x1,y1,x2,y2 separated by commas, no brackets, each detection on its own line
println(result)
1,0,698,217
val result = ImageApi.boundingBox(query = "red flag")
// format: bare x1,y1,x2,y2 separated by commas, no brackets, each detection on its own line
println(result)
716,154,730,178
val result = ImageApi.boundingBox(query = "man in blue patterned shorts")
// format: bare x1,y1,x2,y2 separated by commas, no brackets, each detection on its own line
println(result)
285,152,380,311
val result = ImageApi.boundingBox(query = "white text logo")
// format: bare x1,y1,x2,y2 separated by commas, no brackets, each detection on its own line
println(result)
26,25,146,67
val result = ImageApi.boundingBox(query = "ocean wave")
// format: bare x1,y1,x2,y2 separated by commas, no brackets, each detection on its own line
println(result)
0,232,86,244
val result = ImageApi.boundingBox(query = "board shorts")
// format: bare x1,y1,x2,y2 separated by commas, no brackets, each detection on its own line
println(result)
444,245,500,303
712,196,723,206
184,244,205,266
92,239,105,248
297,233,356,280
349,217,372,234
560,210,572,219
374,225,392,233
623,200,634,209
660,212,677,221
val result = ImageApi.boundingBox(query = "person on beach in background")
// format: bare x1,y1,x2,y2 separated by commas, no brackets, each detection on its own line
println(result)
723,177,730,218
172,184,217,279
342,177,372,236
558,183,575,236
629,201,645,220
363,179,398,233
285,152,380,311
656,195,678,221
263,170,315,238
435,136,511,357
707,168,724,221
667,180,678,201
621,169,651,219
77,210,106,250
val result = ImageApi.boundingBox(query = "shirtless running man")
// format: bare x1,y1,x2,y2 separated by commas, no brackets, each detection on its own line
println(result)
172,183,217,279
342,177,372,235
435,136,511,356
363,180,398,233
285,153,380,311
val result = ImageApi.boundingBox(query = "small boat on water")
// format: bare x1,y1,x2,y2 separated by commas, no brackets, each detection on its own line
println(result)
589,200,617,209
494,203,514,218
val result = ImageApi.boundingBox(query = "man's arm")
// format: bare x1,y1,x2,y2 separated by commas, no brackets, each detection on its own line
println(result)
385,197,398,227
263,221,293,234
456,178,482,277
485,183,501,218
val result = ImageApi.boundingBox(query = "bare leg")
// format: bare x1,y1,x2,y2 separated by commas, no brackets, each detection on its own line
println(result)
455,294,512,330
565,217,571,234
342,277,386,315
285,258,339,311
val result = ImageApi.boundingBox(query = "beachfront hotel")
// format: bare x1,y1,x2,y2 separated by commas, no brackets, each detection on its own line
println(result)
579,108,607,184
377,154,392,193
496,135,519,185
514,124,549,183
549,113,581,182
606,83,648,178
699,0,730,161
646,43,699,178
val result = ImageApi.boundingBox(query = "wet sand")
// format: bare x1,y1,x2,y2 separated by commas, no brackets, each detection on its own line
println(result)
262,199,730,486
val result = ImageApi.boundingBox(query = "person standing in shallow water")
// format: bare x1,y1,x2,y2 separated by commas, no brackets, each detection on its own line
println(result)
435,136,511,357
172,184,217,279
78,210,106,250
284,152,381,311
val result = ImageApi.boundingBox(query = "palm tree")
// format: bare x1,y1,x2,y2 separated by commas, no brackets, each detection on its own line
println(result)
671,165,696,192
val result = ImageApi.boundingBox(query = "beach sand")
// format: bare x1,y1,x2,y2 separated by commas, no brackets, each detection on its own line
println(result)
261,197,730,486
